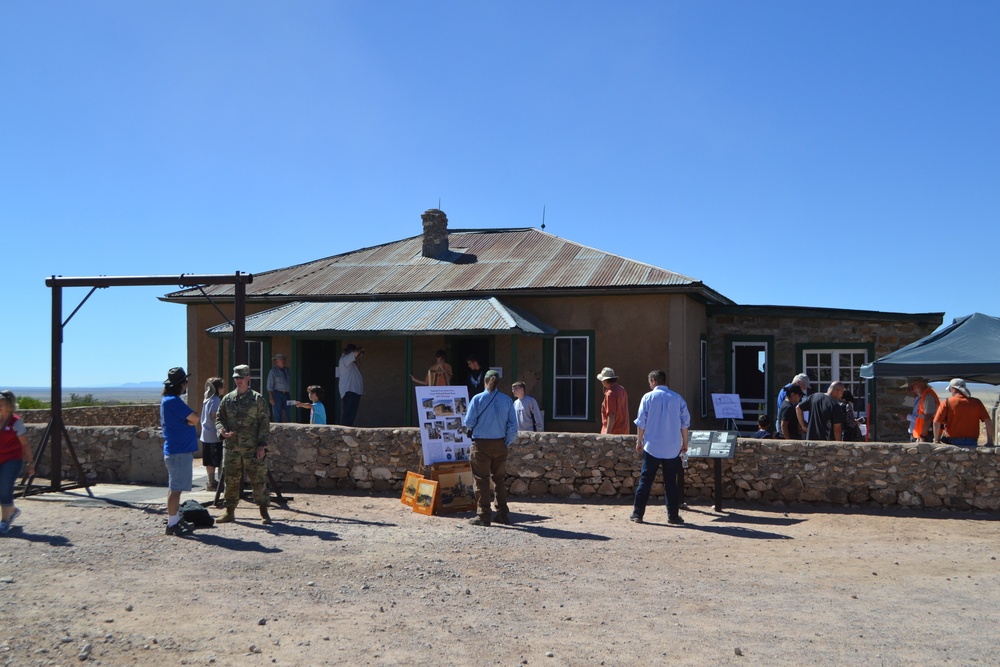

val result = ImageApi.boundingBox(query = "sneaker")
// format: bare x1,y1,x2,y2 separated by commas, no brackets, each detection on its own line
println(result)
628,513,643,523
8,508,21,525
164,521,191,536
667,515,686,525
468,516,491,527
0,520,8,535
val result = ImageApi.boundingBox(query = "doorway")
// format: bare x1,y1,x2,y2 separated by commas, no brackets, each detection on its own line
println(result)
298,340,339,425
449,337,492,394
731,340,770,433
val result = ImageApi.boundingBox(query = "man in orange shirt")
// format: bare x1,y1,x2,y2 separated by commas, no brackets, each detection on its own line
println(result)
597,367,629,434
933,378,994,447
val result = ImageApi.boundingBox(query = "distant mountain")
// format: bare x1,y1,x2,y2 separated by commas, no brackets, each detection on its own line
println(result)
119,381,162,388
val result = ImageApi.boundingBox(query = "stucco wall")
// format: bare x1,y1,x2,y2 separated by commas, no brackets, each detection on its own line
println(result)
25,425,998,511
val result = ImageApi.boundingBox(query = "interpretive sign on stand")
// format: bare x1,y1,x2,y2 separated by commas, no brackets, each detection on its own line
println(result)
687,430,739,459
415,386,471,466
686,430,740,512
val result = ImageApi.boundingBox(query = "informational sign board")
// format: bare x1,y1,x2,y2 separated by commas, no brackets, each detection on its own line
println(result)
415,386,471,466
711,394,744,420
687,430,739,459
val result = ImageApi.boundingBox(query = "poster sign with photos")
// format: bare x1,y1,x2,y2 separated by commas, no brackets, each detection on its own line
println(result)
415,386,471,466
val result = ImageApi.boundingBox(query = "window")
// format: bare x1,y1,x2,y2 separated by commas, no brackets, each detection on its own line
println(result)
246,341,264,394
802,348,869,415
553,336,589,419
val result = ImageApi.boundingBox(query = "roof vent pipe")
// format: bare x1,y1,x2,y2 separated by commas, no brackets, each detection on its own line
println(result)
421,208,449,259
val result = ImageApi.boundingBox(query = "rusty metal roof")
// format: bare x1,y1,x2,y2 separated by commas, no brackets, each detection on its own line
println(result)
163,228,732,304
205,297,558,337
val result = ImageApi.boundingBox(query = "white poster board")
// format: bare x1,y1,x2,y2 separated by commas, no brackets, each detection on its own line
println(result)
711,393,744,420
416,386,471,466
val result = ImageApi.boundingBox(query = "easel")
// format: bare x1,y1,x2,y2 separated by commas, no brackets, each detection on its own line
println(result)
22,273,253,497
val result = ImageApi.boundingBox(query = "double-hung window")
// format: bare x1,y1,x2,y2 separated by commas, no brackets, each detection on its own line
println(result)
553,335,590,420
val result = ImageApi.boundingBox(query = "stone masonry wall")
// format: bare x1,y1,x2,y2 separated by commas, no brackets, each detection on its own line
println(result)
21,405,161,428
24,425,999,511
706,310,941,441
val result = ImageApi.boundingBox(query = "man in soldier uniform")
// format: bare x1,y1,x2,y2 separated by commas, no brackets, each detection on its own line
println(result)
216,364,273,524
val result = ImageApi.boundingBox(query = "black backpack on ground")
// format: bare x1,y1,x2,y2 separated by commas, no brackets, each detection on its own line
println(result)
179,499,215,528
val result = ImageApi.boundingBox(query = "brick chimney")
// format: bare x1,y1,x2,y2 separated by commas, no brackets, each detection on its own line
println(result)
421,208,449,259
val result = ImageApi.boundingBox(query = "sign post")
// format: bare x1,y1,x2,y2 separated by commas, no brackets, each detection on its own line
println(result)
687,430,739,512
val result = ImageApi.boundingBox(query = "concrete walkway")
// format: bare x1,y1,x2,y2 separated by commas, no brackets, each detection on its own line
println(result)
24,465,218,508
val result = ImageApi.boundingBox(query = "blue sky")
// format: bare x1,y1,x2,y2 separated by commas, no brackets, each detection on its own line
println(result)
3,2,998,387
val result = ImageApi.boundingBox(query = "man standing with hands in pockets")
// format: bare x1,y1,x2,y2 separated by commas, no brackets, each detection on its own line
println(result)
630,369,690,525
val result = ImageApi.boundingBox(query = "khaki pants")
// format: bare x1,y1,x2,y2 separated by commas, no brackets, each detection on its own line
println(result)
470,438,508,521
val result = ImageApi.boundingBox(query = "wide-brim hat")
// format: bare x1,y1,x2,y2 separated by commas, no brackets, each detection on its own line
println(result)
164,367,189,386
948,378,971,398
596,367,618,381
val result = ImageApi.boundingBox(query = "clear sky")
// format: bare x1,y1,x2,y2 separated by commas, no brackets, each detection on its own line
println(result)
3,2,998,387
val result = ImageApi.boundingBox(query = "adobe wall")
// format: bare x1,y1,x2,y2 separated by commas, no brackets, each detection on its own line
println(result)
24,425,998,511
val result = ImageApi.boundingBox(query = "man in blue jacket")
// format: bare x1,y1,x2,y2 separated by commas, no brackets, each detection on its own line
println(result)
463,369,518,526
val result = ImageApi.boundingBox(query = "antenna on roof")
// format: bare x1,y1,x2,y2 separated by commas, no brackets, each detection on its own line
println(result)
438,198,441,209
541,205,546,230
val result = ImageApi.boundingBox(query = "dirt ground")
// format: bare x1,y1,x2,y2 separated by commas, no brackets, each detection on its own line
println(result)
1,490,998,667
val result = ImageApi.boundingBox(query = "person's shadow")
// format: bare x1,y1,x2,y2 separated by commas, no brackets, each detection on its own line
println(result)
460,511,612,541
1,526,72,547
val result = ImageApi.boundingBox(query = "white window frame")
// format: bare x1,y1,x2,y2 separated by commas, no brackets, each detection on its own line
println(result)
553,335,590,420
246,340,264,395
801,348,870,413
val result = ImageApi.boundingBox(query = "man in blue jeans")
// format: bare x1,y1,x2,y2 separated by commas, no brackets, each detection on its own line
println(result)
630,369,691,525
267,353,291,423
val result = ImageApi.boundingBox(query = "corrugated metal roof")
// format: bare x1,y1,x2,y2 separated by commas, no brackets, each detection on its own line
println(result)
164,228,731,303
206,298,559,337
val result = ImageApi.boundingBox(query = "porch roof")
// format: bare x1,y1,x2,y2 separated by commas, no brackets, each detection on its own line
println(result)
205,297,558,337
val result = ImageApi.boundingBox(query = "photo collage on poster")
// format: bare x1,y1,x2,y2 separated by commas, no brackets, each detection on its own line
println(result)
415,386,471,466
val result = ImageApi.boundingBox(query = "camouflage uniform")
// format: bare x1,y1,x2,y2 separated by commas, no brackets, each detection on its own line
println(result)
216,387,271,509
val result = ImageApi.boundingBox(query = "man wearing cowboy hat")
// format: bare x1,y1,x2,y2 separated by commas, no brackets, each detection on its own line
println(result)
597,367,629,435
932,378,994,447
903,378,939,442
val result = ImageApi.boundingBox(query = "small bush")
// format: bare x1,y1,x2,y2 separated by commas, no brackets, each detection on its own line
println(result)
17,396,48,410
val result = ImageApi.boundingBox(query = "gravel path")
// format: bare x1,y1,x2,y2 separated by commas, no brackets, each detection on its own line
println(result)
1,492,998,666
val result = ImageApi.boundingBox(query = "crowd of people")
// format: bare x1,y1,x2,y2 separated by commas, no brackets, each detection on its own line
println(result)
6,349,993,537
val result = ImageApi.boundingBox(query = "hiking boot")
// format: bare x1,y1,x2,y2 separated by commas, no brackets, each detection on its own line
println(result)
468,516,491,527
217,508,236,523
494,513,512,525
259,506,273,525
206,480,217,492
629,512,643,523
667,515,686,525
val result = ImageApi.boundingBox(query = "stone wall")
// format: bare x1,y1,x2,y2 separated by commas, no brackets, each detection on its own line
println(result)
706,307,942,441
24,425,999,512
21,405,161,428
